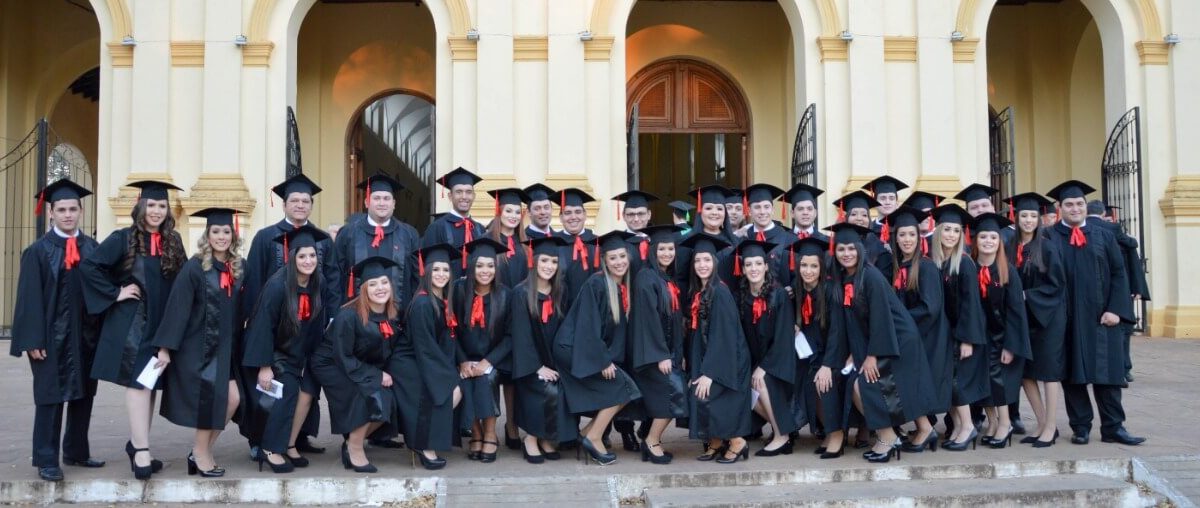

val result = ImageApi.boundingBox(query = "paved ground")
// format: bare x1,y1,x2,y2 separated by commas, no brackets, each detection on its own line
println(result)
0,335,1196,492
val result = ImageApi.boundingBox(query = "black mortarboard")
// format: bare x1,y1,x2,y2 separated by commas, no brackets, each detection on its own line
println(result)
954,183,999,203
436,167,482,189
668,200,695,218
127,180,183,201
1106,205,1121,221
744,184,785,205
734,239,775,260
1046,180,1096,202
273,224,330,253
788,236,829,258
416,242,459,275
1008,192,1054,216
679,232,730,256
641,224,685,244
523,183,557,204
971,212,1012,234
357,174,404,195
558,188,595,208
863,176,909,197
35,179,91,215
464,237,509,261
931,203,971,226
192,207,241,232
271,173,322,201
832,190,880,214
784,183,824,206
885,205,928,231
724,188,744,205
488,187,529,216
824,222,872,246
902,191,943,211
687,185,734,210
612,190,659,210
528,235,569,259
352,256,398,282
596,230,637,254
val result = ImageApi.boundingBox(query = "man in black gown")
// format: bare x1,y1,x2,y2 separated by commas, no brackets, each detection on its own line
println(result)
1088,200,1149,383
1045,180,1144,446
862,176,908,235
335,174,421,309
614,190,659,277
11,179,105,481
242,173,341,456
422,167,486,280
523,183,558,238
555,188,598,308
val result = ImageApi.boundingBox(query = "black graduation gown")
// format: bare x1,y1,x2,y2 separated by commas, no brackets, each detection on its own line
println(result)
1017,239,1068,381
837,265,935,430
977,262,1032,406
737,286,802,434
153,258,242,429
940,256,989,406
311,307,397,435
797,283,848,434
778,228,829,291
80,228,179,388
628,267,687,420
422,212,486,279
625,234,650,280
10,231,101,405
495,233,529,289
335,218,421,312
390,292,460,451
553,273,642,414
509,284,578,441
1096,220,1149,336
1047,222,1134,386
888,257,953,414
450,283,512,422
864,233,894,274
242,220,341,320
525,225,557,239
556,229,598,309
685,282,752,440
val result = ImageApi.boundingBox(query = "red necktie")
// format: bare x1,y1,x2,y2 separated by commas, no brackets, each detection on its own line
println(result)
219,262,233,297
572,235,589,269
751,297,768,324
1069,225,1087,248
346,271,355,298
64,236,80,270
893,266,908,290
801,293,813,325
445,299,458,338
921,237,929,256
689,293,702,329
797,231,809,240
667,281,681,312
372,223,384,248
540,298,554,324
379,321,394,339
756,230,766,242
298,293,311,321
639,239,648,261
842,283,854,307
619,283,630,313
978,266,993,298
507,236,515,259
470,295,486,328
150,232,162,256
1016,244,1025,268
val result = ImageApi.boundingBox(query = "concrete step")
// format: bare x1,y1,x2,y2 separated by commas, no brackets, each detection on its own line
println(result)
643,473,1139,508
441,475,616,507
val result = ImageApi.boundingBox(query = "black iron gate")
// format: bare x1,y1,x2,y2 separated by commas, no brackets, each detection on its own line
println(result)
1101,107,1147,331
790,103,817,188
286,106,303,179
989,106,1017,209
627,104,639,190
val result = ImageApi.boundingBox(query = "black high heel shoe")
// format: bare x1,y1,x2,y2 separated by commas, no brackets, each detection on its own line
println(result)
479,440,499,463
988,426,1014,449
466,439,482,461
641,441,673,465
540,441,561,461
187,452,225,477
580,437,617,465
341,442,377,473
412,450,447,470
256,449,294,473
820,445,845,459
943,428,979,451
620,431,641,452
716,442,750,464
696,442,725,462
754,439,794,457
505,428,522,451
124,441,153,480
285,446,309,468
901,431,939,453
1032,430,1059,448
523,441,546,464
865,439,902,463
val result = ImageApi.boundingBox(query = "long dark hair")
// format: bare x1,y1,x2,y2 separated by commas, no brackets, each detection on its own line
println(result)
795,253,829,330
126,199,186,276
736,254,778,311
524,252,564,321
451,255,508,336
687,251,719,330
412,263,454,322
888,224,922,293
830,239,866,307
1018,222,1049,276
648,235,679,312
279,247,323,338
487,208,528,280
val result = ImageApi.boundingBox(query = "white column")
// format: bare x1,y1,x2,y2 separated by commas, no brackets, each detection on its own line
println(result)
514,0,548,183
846,0,886,186
915,1,957,176
168,0,204,191
201,0,242,175
474,0,513,173
128,0,171,174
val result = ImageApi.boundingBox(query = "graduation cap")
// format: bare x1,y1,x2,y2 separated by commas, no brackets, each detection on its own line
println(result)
744,184,785,205
436,167,483,189
824,222,872,255
357,174,404,196
786,235,829,270
1045,179,1096,202
487,187,529,216
971,212,1013,235
862,176,909,197
954,183,999,203
932,203,973,246
725,188,745,206
732,239,776,276
558,187,595,208
641,224,685,245
831,190,879,222
523,183,557,205
881,205,928,244
613,190,660,221
351,256,398,282
668,200,696,220
784,183,824,207
416,242,460,276
273,223,330,263
192,207,244,235
464,237,509,261
271,173,322,203
679,232,731,257
1007,192,1054,220
902,191,943,211
128,180,183,202
35,178,92,216
528,235,568,259
595,230,637,254
687,184,735,211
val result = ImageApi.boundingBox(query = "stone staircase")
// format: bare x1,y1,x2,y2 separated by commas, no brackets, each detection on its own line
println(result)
439,475,617,507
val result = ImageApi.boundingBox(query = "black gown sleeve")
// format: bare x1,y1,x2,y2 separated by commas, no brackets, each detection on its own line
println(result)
562,276,616,379
758,288,797,383
484,289,512,367
328,309,382,399
321,239,342,321
9,244,48,354
151,259,202,351
508,290,542,379
1002,264,1032,360
408,296,458,405
241,229,273,317
630,269,671,368
700,284,748,391
79,229,128,316
908,259,945,327
863,268,901,358
1101,232,1135,323
954,258,988,346
821,284,848,370
243,278,284,368
1024,241,1065,329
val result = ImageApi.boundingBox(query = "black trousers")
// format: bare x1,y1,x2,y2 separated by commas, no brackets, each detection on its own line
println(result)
32,397,95,467
1063,383,1125,436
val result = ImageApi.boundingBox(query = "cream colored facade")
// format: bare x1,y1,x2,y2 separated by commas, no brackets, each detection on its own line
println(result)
1,0,1198,337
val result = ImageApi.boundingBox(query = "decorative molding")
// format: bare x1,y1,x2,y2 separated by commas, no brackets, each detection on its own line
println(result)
956,0,1163,42
817,36,848,62
513,36,549,61
241,41,274,67
107,173,184,225
840,175,875,195
107,43,133,67
1136,40,1170,65
1159,175,1200,222
1150,306,1200,338
952,38,980,63
448,36,477,61
883,36,918,62
913,175,964,201
584,36,615,61
170,41,205,67
105,0,133,41
180,173,257,216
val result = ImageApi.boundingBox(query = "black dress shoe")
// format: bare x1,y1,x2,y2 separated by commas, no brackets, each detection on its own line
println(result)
38,466,64,482
63,457,106,468
1125,372,1135,383
295,437,326,454
620,432,641,452
1071,432,1090,445
1101,429,1146,446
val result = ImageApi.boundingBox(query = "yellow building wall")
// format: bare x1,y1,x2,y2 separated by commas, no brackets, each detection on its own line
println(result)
624,1,794,190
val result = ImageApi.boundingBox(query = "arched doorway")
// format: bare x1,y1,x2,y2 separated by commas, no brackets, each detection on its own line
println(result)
627,58,750,220
346,90,436,232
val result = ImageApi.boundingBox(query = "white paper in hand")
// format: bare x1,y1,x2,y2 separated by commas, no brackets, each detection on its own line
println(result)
750,388,760,409
794,330,814,359
136,359,164,389
256,380,284,399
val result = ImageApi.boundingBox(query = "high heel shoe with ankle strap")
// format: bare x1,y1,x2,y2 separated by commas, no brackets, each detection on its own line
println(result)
641,441,673,465
988,426,1014,449
716,442,750,464
187,452,225,477
124,441,153,480
865,438,902,463
478,440,499,463
256,449,294,473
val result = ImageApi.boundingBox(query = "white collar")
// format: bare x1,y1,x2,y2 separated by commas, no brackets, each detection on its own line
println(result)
285,219,309,228
53,226,78,239
529,224,553,235
367,216,391,227
752,222,776,233
1061,219,1087,228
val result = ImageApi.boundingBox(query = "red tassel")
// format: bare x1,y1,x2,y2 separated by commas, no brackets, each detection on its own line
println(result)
150,232,162,256
469,295,486,328
234,213,240,236
742,195,749,217
572,235,589,269
620,283,630,313
978,265,992,298
689,293,701,329
541,298,554,323
270,192,274,208
346,270,355,298
526,239,534,269
616,201,621,222
445,300,458,338
506,236,514,259
842,283,854,307
1016,243,1024,267
667,281,681,312
64,236,80,269
734,251,742,276
837,202,846,223
801,293,813,325
220,263,233,297
921,236,929,256
418,248,425,276
964,225,972,247
783,202,789,222
283,235,289,264
593,238,599,267
893,266,907,290
380,321,394,339
560,190,566,210
372,223,384,248
1008,198,1016,222
880,218,890,243
34,189,46,216
828,237,835,256
639,239,648,261
366,178,372,209
789,248,795,271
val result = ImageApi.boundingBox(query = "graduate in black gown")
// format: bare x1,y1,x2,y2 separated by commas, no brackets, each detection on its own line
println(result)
742,184,798,281
241,174,339,455
882,206,951,453
779,183,828,293
80,179,185,480
484,187,529,449
311,257,402,474
153,208,245,477
553,231,643,466
450,238,513,463
1009,192,1068,447
733,239,802,457
788,237,849,459
680,185,738,292
863,176,908,236
242,225,329,473
725,188,747,234
1044,180,1144,446
969,213,1032,449
422,167,486,279
554,188,598,309
614,190,659,285
833,191,892,273
509,236,577,463
679,233,752,464
11,179,103,482
336,174,422,311
668,200,695,232
1088,200,1147,383
389,243,463,470
930,204,990,450
523,183,559,239
627,225,688,464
